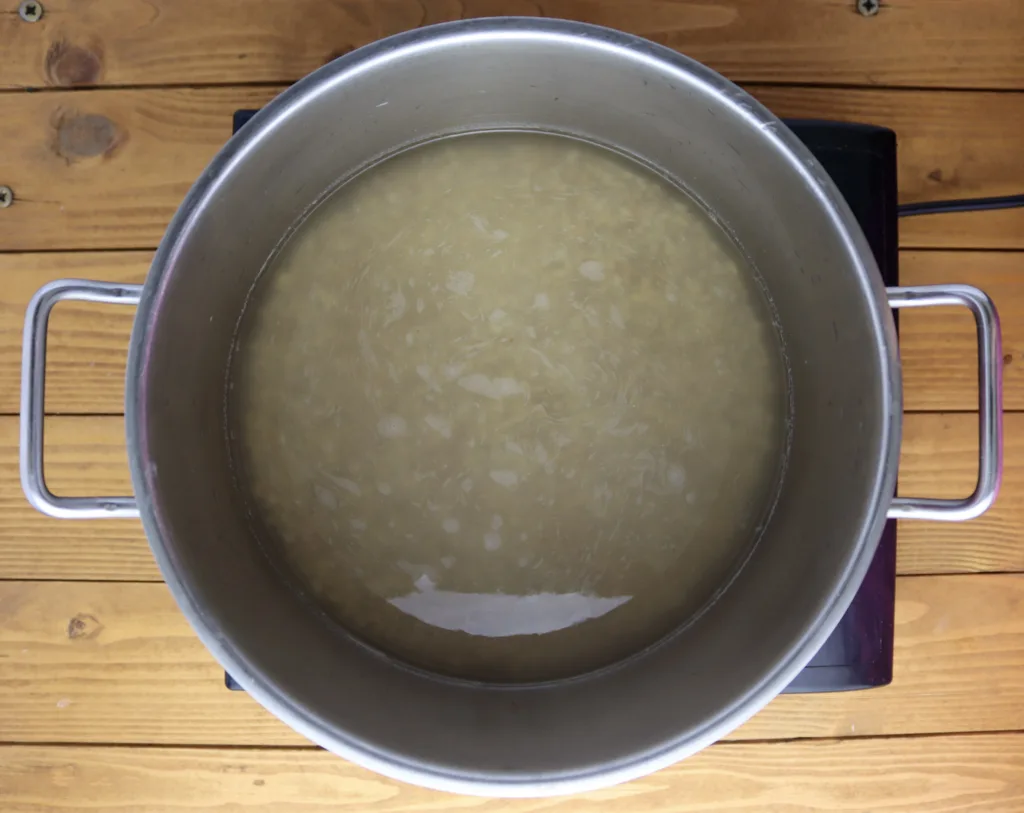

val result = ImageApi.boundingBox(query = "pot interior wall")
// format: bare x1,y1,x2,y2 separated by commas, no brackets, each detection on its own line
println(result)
133,21,898,786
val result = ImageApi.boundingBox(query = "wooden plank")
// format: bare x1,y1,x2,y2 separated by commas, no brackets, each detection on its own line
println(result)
0,580,299,746
0,412,1021,581
0,86,281,252
900,250,1024,413
2,86,1023,252
0,416,159,582
3,249,1020,416
0,251,148,416
0,575,1022,747
748,86,1024,251
896,413,1024,575
735,574,1024,741
3,734,1024,812
2,0,1024,91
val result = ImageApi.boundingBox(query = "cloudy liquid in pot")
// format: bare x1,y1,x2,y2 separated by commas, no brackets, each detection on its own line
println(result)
229,132,788,682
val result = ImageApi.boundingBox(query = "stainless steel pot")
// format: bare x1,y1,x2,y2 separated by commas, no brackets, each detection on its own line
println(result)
20,19,1002,797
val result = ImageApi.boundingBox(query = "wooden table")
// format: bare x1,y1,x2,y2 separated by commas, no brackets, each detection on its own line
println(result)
2,2,1024,810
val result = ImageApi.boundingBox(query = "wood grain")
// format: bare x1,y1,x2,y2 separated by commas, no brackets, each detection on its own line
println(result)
3,734,1024,812
736,573,1024,741
3,249,1020,416
0,579,299,746
0,412,1021,581
896,413,1024,575
0,575,1022,746
0,416,159,582
2,0,1024,91
0,251,148,415
900,250,1024,412
0,86,280,252
748,86,1024,251
2,86,1023,252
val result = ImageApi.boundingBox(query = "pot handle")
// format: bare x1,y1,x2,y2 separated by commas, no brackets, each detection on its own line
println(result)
886,284,1002,521
21,279,143,519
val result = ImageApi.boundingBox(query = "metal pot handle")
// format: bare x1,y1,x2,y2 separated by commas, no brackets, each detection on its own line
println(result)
886,284,1002,521
20,279,143,519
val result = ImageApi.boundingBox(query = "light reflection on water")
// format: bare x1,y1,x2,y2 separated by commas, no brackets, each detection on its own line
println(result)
389,573,632,637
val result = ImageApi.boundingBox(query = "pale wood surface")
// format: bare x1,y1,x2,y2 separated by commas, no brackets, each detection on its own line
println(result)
0,86,280,252
0,412,1020,582
2,0,1024,91
899,250,1024,412
2,250,1021,416
0,417,157,582
3,734,1024,813
748,86,1024,251
0,251,147,415
2,86,1024,252
896,413,1024,575
1,575,1022,746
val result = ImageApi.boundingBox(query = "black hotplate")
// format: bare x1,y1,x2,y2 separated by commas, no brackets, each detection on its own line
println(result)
226,112,897,694
780,120,897,692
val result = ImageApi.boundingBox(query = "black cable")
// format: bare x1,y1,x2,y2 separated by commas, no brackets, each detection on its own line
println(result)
898,193,1024,218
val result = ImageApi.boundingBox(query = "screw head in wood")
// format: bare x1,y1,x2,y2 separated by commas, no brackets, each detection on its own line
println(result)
18,0,43,22
0,186,13,208
856,0,880,16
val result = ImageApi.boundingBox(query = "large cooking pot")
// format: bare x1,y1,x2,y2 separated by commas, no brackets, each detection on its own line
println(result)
20,19,1002,796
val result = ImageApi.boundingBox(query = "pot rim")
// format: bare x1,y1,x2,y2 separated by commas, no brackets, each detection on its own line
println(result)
126,17,901,796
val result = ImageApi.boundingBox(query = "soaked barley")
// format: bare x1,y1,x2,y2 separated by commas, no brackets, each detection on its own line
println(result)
230,133,788,682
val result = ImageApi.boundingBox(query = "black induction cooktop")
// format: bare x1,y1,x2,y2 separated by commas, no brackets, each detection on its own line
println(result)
779,121,897,693
226,112,898,694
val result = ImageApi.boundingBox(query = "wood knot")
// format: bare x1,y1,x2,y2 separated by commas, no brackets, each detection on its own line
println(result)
67,613,104,640
51,109,125,164
927,167,960,188
45,39,103,86
1004,353,1013,366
